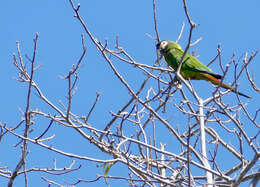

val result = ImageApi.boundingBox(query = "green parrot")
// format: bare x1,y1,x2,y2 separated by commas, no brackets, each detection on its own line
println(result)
156,40,250,98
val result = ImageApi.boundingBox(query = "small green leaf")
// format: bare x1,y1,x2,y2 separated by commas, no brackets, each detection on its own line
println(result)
103,162,115,184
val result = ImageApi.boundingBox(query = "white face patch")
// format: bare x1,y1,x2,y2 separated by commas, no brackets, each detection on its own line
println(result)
160,41,168,50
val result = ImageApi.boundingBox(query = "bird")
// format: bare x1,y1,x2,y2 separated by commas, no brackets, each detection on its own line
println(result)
156,40,250,98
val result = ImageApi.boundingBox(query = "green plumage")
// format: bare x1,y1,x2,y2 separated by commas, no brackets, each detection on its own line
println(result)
156,40,250,98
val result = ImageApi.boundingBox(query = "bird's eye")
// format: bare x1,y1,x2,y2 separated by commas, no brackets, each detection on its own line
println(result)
161,41,168,49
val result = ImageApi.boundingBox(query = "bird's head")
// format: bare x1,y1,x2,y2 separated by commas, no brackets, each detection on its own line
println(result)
156,40,182,55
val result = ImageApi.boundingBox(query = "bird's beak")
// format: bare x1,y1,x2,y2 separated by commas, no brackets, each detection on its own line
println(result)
156,43,160,50
156,42,161,55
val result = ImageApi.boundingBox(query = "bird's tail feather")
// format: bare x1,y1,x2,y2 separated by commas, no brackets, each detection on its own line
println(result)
201,73,251,98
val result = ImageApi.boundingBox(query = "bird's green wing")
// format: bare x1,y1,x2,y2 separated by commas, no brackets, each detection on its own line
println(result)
172,48,213,73
165,47,222,80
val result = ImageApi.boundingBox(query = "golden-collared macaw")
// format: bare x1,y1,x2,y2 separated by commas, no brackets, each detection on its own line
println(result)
156,40,250,98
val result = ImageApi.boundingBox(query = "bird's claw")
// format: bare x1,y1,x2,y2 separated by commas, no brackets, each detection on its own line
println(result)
171,76,182,89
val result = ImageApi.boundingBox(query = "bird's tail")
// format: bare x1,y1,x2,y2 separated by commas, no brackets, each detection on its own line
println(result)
201,73,251,98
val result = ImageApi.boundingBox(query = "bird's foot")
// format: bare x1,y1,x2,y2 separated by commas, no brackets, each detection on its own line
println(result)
172,76,182,89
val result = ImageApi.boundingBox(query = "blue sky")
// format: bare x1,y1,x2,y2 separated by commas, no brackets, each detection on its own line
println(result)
1,0,259,186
